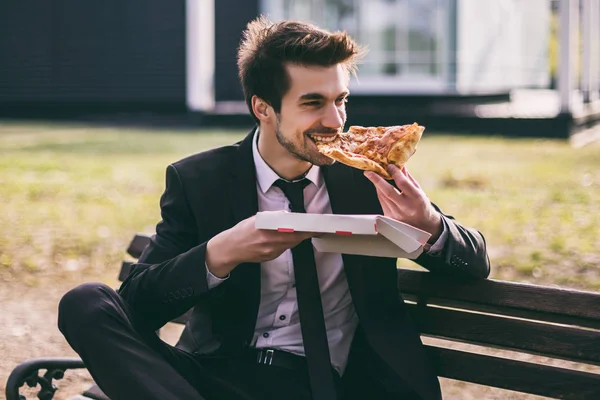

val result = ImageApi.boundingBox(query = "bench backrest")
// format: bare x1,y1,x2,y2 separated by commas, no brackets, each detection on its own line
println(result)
118,233,151,280
398,269,600,399
120,234,600,399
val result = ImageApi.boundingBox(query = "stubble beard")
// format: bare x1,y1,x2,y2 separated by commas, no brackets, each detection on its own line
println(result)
274,117,336,167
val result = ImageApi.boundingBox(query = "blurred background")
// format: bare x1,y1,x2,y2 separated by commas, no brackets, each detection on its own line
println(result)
1,0,599,137
1,1,599,399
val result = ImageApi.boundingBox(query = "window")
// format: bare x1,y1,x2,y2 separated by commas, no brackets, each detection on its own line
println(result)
261,0,452,92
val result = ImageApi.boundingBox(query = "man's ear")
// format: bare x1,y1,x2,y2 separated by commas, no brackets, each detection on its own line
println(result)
251,95,272,122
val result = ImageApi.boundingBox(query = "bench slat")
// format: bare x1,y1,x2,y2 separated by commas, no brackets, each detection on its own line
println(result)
407,303,600,365
427,346,600,399
402,293,600,330
398,270,600,322
127,234,151,259
118,261,134,282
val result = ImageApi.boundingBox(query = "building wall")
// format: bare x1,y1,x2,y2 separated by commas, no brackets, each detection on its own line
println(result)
456,0,550,93
0,1,186,105
260,0,550,95
262,0,454,95
520,0,552,88
214,0,260,102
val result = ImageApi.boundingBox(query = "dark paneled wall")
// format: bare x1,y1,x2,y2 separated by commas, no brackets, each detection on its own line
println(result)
0,1,185,104
214,0,259,102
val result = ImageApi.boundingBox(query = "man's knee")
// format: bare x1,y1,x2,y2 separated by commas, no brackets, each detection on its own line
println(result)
58,282,117,334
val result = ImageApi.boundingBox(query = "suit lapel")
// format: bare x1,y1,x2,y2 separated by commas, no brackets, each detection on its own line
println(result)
322,163,382,215
325,165,440,399
322,164,376,316
228,129,259,224
322,163,357,214
225,129,261,344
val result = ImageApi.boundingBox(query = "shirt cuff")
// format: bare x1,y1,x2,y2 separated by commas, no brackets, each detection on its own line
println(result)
423,220,448,256
206,262,230,289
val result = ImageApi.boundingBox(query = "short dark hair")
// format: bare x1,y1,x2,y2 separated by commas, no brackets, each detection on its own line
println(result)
237,16,364,123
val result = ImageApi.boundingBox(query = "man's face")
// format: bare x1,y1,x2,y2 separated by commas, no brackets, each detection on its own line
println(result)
275,63,349,166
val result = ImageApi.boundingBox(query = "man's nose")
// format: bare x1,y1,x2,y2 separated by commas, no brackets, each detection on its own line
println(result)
322,104,345,130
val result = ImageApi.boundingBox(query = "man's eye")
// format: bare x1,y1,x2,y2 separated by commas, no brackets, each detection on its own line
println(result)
304,101,321,107
336,97,348,105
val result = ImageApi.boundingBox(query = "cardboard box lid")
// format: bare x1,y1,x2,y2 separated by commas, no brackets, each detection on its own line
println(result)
254,211,431,259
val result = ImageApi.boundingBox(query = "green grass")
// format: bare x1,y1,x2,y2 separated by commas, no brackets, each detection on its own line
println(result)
1,121,599,290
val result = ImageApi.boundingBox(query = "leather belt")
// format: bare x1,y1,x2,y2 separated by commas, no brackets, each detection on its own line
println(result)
251,348,307,370
249,348,340,380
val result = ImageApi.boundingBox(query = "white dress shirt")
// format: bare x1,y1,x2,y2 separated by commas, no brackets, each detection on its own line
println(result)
206,129,447,375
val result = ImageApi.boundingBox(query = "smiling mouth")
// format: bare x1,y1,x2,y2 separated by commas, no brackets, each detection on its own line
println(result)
307,133,338,143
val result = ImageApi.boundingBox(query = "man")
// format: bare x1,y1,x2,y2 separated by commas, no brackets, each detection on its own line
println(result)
58,16,490,400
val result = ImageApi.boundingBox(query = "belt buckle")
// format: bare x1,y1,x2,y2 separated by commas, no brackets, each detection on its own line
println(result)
257,349,274,365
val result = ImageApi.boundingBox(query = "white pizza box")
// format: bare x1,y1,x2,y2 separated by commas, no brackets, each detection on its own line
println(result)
254,211,431,259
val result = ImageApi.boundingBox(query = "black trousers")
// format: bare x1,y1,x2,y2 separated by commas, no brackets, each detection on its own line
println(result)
58,282,422,400
58,282,319,400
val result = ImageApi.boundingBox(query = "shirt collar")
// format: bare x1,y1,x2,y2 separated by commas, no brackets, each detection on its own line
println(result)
252,128,322,194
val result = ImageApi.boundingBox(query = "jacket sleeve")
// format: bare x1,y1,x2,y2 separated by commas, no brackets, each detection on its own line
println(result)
117,164,212,330
414,203,491,280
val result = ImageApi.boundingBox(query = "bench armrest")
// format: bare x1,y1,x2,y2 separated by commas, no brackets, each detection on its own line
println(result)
5,358,86,400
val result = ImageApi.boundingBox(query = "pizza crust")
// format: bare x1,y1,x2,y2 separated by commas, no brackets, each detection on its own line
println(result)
315,123,424,180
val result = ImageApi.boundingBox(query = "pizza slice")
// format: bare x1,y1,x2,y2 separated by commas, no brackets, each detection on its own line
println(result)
311,123,425,180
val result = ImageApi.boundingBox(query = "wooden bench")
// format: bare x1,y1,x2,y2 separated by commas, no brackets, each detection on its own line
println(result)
6,234,600,400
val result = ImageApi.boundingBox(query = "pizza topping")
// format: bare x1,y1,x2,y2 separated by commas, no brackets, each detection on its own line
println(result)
313,123,424,179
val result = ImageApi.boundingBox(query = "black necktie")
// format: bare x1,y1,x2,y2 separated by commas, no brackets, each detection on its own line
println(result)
273,178,338,400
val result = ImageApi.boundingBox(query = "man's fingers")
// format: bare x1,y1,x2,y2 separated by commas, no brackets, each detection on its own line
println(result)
275,230,322,241
364,171,402,199
386,165,418,195
377,191,396,216
302,231,324,239
403,167,422,189
364,170,386,186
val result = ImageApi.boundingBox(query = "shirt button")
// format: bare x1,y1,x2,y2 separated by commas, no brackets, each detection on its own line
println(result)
279,315,286,321
263,332,270,338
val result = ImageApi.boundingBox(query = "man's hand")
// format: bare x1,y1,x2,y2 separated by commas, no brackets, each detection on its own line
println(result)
205,215,319,277
364,165,443,243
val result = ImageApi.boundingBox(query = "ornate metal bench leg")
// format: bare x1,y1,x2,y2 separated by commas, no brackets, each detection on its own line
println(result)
5,358,86,400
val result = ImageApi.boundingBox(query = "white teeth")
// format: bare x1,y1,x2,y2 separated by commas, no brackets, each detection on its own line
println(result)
309,134,337,142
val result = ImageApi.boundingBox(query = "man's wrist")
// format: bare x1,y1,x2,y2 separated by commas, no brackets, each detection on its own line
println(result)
206,235,237,278
426,213,444,245
206,262,232,279
424,217,448,255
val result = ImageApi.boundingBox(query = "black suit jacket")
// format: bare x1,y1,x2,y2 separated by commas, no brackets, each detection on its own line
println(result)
118,130,490,400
